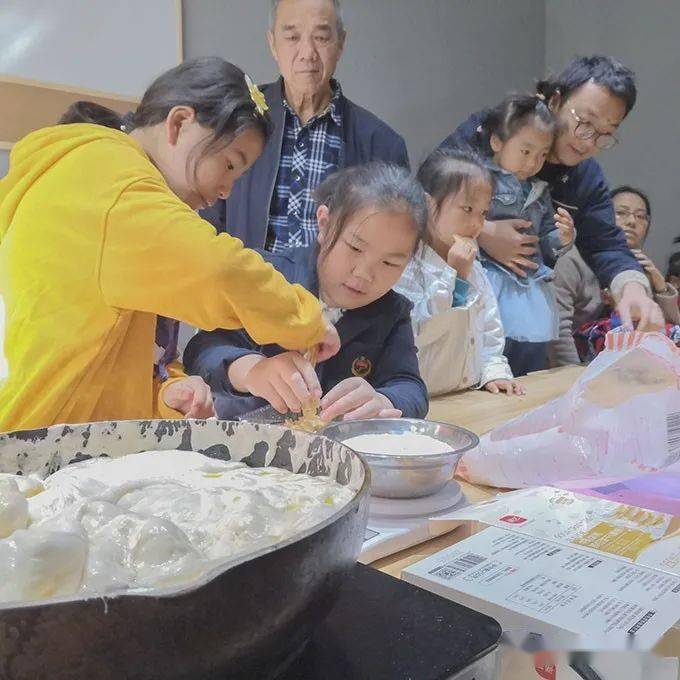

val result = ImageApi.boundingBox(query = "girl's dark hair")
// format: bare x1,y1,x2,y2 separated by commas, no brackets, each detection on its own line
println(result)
536,55,637,116
668,241,680,281
611,185,652,225
58,101,126,129
314,162,428,256
56,57,271,158
416,146,493,216
478,93,557,154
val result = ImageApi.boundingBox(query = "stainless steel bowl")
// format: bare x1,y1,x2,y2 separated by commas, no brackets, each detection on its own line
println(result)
321,418,479,499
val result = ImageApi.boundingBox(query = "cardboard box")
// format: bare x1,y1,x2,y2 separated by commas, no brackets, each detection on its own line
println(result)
405,488,680,650
429,486,680,576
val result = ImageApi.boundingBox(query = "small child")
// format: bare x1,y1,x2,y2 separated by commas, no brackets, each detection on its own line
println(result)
396,147,524,396
476,94,575,375
184,162,430,421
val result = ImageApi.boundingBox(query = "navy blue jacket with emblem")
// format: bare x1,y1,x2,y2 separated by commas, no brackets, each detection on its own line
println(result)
183,247,428,420
200,79,410,248
439,111,643,288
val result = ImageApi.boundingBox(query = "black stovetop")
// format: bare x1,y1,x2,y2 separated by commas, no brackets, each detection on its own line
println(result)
277,563,502,680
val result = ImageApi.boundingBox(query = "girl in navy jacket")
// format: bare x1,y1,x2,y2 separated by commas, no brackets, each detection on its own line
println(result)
184,162,429,421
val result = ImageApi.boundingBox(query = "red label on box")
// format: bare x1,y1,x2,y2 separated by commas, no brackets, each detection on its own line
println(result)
500,514,527,524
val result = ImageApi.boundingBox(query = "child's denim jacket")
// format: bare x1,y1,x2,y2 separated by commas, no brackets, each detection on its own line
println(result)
482,160,571,285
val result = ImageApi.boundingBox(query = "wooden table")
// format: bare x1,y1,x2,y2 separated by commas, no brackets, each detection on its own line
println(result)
426,364,584,437
373,365,584,578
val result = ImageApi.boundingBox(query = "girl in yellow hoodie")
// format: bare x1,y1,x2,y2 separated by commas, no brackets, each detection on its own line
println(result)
0,57,338,432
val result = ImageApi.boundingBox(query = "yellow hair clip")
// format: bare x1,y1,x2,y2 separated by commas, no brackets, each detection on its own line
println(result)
245,74,269,116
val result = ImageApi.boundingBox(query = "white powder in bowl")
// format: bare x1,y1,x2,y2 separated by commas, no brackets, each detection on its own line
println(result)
343,432,454,456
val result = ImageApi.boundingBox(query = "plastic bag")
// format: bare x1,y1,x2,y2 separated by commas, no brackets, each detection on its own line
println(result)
460,331,680,488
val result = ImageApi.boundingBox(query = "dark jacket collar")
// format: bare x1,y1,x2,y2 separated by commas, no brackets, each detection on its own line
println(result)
336,289,408,345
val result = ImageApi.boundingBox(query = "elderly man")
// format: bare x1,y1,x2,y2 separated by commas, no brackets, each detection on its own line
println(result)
204,0,409,250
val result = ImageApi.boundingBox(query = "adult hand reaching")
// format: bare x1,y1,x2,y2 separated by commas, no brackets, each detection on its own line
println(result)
617,281,664,331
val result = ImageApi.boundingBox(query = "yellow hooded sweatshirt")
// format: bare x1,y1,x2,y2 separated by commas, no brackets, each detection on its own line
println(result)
0,124,325,432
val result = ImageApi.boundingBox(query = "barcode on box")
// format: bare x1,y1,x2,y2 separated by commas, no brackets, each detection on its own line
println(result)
666,411,680,459
627,611,655,635
429,552,487,580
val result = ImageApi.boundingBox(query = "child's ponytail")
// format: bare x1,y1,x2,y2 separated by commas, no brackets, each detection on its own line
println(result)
58,101,126,130
59,58,272,162
535,78,560,104
477,93,556,155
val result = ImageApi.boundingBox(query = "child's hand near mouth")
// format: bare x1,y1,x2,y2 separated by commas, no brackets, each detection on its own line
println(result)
446,235,478,280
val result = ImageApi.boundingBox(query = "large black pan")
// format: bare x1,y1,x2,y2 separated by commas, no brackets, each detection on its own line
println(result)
0,419,370,680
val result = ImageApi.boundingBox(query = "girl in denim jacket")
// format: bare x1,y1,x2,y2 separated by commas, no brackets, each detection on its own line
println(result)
477,94,575,375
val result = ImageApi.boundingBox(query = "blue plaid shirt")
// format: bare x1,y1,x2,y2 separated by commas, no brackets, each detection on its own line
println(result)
266,82,343,252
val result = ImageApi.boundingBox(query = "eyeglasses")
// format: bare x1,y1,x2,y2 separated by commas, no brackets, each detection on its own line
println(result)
615,208,649,222
569,109,618,150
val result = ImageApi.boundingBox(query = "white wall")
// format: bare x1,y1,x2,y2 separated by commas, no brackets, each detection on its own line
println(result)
0,0,179,97
0,150,8,178
546,0,680,269
183,0,546,164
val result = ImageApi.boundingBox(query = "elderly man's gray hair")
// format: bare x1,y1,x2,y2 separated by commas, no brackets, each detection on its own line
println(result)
269,0,346,38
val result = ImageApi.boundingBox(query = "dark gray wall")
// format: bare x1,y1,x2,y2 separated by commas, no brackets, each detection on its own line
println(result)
184,1,680,270
546,0,680,269
183,0,546,165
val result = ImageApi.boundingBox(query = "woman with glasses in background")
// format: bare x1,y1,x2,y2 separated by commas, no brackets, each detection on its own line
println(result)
550,186,680,365
441,56,663,360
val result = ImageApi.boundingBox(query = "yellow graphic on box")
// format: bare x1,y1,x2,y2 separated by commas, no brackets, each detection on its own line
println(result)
572,522,654,560
610,505,664,527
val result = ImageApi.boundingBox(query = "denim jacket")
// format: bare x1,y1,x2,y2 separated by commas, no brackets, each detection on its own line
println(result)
482,160,570,285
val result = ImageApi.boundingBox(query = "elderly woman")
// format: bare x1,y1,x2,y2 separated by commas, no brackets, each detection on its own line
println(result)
204,0,409,251
551,186,680,365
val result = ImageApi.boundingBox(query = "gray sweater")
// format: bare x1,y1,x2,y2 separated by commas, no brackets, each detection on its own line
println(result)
549,249,680,366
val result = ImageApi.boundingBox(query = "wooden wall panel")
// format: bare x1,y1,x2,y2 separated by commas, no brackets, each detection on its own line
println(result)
0,76,139,147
